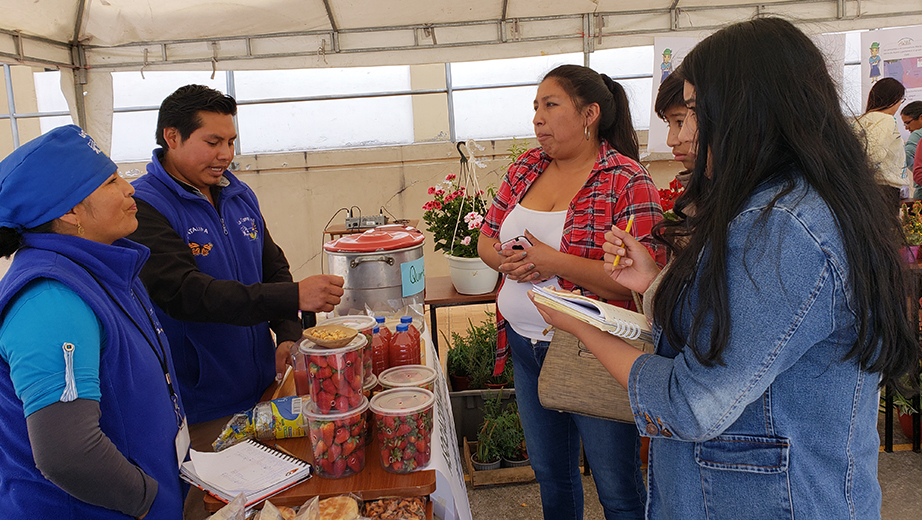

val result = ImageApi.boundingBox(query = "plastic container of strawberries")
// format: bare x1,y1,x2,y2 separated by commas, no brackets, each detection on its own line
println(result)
297,334,366,414
304,396,369,479
369,388,434,473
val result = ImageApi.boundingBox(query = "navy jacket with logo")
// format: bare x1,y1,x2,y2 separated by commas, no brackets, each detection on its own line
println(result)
131,150,300,424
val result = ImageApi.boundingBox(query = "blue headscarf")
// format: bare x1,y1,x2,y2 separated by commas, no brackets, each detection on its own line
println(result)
0,125,116,231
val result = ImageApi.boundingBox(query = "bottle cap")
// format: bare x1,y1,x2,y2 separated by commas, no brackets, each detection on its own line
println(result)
396,323,409,332
400,316,412,324
373,325,380,333
376,316,386,324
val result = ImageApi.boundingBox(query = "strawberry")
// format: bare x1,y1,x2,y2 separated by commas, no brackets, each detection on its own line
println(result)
318,366,332,379
346,453,363,473
384,416,396,430
329,443,342,461
415,439,426,453
334,427,349,444
319,457,333,476
334,396,350,412
322,378,337,394
320,422,335,447
332,458,346,478
316,391,334,413
381,448,392,464
313,439,327,460
396,424,412,436
348,392,363,408
329,354,347,371
416,452,429,466
312,355,328,368
331,371,344,388
342,437,358,457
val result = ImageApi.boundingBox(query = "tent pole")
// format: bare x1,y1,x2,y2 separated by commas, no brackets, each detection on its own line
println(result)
71,45,87,129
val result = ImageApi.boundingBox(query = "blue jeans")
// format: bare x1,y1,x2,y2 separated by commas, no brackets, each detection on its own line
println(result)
507,325,646,520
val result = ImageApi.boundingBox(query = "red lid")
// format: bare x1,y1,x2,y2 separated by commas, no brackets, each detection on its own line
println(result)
324,225,425,253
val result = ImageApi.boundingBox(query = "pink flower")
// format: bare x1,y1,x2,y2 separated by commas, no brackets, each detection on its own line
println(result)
428,186,436,195
433,201,442,210
445,193,456,202
446,174,457,181
422,201,432,210
461,236,472,245
435,189,445,196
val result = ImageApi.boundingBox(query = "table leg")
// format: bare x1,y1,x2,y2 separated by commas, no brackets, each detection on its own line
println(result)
885,389,894,452
429,304,440,356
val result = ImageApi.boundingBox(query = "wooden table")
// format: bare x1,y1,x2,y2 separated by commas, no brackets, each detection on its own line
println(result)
323,219,419,240
424,275,500,355
203,377,436,513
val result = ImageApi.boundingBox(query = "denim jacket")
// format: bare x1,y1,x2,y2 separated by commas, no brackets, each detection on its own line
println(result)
629,176,882,519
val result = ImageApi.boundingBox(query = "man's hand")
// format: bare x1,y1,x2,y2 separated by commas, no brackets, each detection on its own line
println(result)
297,274,345,313
276,341,295,380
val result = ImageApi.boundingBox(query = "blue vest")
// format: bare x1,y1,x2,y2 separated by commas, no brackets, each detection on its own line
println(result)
132,151,274,423
0,234,183,519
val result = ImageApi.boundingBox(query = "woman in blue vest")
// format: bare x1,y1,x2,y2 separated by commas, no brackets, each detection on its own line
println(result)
0,125,185,519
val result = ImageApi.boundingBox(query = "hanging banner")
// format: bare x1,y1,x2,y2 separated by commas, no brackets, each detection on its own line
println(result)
647,37,697,155
860,26,922,140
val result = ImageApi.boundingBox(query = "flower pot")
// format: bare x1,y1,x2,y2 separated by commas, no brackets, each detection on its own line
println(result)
501,456,531,468
449,374,470,391
446,254,499,295
899,411,919,440
470,453,501,471
485,382,507,389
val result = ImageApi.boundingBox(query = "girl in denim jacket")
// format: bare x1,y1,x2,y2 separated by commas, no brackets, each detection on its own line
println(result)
534,17,920,520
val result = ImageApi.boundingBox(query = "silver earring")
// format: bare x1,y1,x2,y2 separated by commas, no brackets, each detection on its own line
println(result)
585,126,590,140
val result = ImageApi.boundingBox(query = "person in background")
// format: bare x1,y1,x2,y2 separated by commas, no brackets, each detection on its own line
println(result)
901,101,922,198
0,126,185,519
534,18,919,519
654,72,696,185
853,77,907,207
478,64,665,519
128,85,344,448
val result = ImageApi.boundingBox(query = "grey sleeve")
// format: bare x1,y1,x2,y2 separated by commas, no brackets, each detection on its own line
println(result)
26,399,159,518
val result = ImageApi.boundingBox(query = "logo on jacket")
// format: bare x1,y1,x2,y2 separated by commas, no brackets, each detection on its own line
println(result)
238,217,259,240
189,242,213,256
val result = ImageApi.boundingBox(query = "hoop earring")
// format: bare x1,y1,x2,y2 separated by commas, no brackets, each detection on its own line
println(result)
584,126,590,141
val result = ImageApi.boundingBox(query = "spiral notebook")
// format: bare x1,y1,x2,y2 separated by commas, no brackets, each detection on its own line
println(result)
180,439,311,507
531,286,653,344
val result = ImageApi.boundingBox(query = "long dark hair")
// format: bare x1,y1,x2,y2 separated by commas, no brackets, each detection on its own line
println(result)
0,220,56,258
865,77,905,113
543,65,639,161
653,17,918,388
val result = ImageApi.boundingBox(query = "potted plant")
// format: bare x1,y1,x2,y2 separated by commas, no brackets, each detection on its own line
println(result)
470,392,503,470
448,314,500,390
446,330,473,391
422,141,498,295
883,372,922,440
495,400,529,467
901,201,922,262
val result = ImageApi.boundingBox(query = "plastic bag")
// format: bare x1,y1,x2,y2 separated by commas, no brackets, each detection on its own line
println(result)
214,396,308,451
207,493,246,520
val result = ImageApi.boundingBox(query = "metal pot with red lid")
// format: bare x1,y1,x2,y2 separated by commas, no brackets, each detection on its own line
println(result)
324,225,425,315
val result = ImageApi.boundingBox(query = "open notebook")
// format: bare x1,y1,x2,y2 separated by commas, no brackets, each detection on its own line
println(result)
180,439,311,507
531,286,653,344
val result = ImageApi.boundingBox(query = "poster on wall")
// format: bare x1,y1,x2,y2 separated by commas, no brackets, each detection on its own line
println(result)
860,25,922,139
647,37,697,155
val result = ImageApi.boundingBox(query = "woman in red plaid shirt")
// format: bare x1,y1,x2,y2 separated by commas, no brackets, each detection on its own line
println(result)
478,64,665,519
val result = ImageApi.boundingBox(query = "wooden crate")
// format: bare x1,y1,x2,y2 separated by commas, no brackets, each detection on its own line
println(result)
463,437,536,488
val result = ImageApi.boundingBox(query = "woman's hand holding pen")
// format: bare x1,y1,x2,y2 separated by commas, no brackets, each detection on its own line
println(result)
603,224,660,294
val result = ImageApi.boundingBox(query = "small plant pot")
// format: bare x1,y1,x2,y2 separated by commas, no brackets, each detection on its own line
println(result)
485,382,507,389
470,454,501,471
501,456,531,468
449,374,470,391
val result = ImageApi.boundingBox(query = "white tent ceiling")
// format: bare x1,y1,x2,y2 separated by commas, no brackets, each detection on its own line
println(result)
2,0,921,150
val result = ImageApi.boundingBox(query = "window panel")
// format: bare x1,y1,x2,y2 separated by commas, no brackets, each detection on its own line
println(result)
236,96,413,154
234,66,412,100
590,46,654,77
111,110,159,162
450,53,582,88
33,71,69,112
111,71,224,108
453,85,537,141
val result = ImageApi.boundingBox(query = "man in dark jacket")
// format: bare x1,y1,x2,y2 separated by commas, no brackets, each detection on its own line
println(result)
129,85,343,445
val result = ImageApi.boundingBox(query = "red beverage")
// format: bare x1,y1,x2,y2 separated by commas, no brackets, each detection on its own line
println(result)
371,325,389,377
388,324,420,368
293,369,311,396
374,316,393,347
400,316,420,347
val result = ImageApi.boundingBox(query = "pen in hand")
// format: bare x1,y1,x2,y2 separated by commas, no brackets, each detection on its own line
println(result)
611,214,635,268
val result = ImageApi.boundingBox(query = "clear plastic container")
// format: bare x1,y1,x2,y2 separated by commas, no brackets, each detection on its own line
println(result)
318,315,377,378
377,365,436,393
369,388,434,473
371,325,390,377
362,373,378,447
388,323,420,368
296,334,366,414
304,397,369,479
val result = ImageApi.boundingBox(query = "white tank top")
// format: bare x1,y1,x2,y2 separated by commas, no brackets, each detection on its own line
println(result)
496,204,567,341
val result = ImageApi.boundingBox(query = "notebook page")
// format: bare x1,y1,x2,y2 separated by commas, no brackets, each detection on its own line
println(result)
188,442,304,495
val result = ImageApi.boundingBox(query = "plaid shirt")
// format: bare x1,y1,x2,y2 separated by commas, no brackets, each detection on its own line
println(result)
481,141,666,374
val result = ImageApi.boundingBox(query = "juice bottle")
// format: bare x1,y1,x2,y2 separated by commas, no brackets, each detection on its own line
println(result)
400,316,420,347
389,323,421,367
374,316,393,346
371,325,390,377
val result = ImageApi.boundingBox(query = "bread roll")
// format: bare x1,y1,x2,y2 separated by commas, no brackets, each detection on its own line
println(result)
318,496,359,520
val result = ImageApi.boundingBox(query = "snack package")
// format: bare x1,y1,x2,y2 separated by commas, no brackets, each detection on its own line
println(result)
206,493,246,520
290,495,361,520
364,497,427,520
254,501,296,520
214,396,308,451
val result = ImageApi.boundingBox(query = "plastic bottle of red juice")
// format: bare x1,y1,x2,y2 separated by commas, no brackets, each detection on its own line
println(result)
371,325,389,377
389,323,421,367
400,316,420,347
375,316,393,347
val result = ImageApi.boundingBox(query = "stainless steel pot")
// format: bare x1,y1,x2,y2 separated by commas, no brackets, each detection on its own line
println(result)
324,226,425,315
